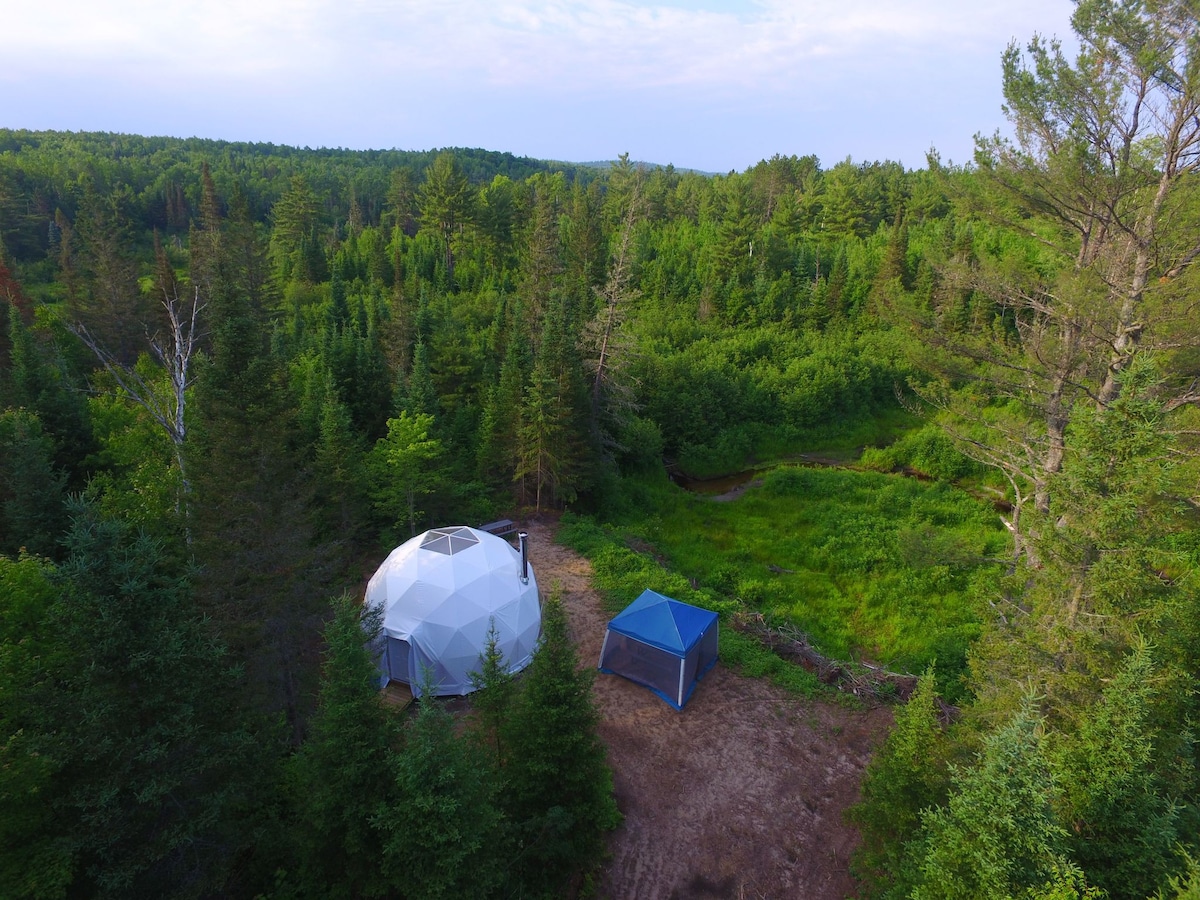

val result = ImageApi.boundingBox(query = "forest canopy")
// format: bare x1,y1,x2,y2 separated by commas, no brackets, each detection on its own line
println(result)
2,3,1200,894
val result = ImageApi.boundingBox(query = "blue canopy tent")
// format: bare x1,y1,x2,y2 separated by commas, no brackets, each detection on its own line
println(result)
598,589,719,709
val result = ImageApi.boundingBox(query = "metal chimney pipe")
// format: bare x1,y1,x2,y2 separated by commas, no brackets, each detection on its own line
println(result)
518,532,529,584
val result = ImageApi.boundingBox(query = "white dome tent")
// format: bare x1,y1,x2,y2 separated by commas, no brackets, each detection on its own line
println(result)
365,526,540,697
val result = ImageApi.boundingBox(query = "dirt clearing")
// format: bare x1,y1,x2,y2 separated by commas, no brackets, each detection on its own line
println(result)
524,520,892,900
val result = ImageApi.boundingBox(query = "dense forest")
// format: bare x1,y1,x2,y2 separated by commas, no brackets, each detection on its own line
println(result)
2,1,1200,897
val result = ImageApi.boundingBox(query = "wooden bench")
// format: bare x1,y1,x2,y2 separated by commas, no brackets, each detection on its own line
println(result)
478,518,517,537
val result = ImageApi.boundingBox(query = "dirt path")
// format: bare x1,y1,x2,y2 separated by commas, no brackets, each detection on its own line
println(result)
524,520,892,900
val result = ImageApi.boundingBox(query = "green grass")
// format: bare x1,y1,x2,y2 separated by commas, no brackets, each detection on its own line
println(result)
571,461,1009,700
558,514,828,698
673,408,922,479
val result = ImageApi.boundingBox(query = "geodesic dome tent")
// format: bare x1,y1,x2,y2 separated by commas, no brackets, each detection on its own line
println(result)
365,526,540,697
598,589,719,710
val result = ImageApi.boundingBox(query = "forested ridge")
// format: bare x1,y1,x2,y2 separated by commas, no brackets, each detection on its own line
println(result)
3,1,1200,897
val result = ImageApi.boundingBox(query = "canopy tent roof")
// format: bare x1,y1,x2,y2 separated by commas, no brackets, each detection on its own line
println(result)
600,589,719,709
606,589,718,656
365,526,539,697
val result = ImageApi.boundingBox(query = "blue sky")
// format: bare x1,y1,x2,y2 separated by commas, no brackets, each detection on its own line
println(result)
6,1,1076,172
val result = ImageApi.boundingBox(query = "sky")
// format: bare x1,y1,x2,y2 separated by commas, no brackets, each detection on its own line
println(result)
5,0,1077,173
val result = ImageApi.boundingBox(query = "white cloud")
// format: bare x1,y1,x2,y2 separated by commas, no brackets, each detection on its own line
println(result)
5,0,1076,169
10,0,1073,89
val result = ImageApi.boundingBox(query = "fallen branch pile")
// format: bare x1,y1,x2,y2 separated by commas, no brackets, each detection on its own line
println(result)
729,611,919,702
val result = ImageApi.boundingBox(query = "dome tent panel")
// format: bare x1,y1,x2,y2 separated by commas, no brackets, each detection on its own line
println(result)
365,526,540,697
598,589,719,710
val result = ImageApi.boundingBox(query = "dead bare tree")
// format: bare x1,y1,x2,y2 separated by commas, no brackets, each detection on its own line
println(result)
72,257,206,508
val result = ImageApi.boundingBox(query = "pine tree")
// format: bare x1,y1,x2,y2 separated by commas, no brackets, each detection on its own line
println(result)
69,184,148,366
0,555,71,900
519,177,563,330
189,161,223,304
270,175,324,284
417,153,474,282
0,239,32,324
515,366,567,512
312,385,369,548
0,409,68,558
563,179,606,293
383,167,418,237
1052,642,1179,898
189,209,328,744
476,302,528,492
401,340,438,419
516,293,590,510
476,174,517,275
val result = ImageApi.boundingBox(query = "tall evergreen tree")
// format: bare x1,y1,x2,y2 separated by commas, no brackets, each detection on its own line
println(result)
270,175,324,284
468,620,517,769
913,703,1094,900
190,196,328,744
848,669,951,900
0,502,250,898
519,177,563,331
501,592,620,895
1052,642,1179,898
0,555,70,900
287,596,398,899
0,409,67,558
375,688,505,900
476,174,517,275
6,303,93,483
417,153,474,282
69,184,148,366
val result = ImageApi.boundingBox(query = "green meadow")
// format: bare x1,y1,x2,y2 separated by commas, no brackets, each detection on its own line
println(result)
576,464,1009,697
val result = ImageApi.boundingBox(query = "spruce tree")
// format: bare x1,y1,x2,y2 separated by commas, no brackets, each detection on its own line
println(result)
847,669,951,899
1052,643,1179,898
0,409,67,557
5,502,250,898
469,619,516,768
417,153,473,282
501,591,620,895
376,688,505,900
287,596,398,899
913,703,1094,900
7,303,93,485
189,194,329,744
0,555,71,900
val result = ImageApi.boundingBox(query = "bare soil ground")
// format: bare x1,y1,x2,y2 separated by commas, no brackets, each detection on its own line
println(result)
524,519,893,900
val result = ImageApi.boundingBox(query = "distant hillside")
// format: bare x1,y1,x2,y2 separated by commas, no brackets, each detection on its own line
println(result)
567,159,719,176
0,128,599,262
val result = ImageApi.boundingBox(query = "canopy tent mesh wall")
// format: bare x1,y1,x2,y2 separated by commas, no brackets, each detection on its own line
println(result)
598,589,718,709
365,526,540,697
